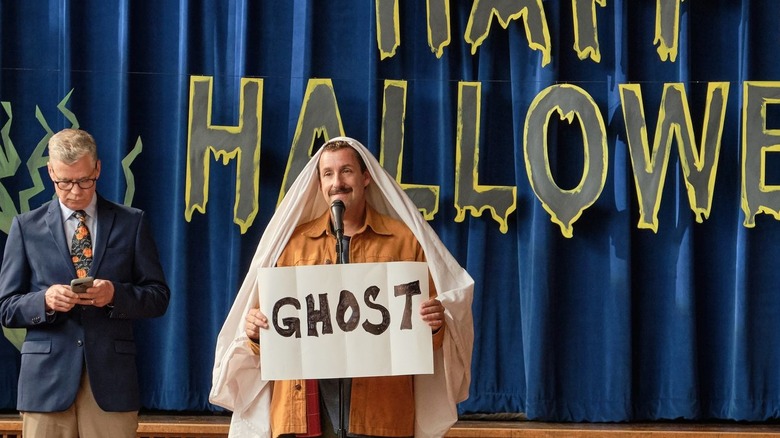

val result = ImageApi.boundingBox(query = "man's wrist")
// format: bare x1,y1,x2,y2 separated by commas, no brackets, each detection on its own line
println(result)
248,338,260,355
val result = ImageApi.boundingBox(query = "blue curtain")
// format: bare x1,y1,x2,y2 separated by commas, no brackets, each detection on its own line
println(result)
2,0,780,422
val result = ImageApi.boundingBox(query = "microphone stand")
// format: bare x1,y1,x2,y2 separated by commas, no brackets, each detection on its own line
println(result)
330,200,347,438
335,228,346,265
335,227,347,438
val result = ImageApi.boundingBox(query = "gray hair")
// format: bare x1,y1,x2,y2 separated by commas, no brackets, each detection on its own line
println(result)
48,128,98,165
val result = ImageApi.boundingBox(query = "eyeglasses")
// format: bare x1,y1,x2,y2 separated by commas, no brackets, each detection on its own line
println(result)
53,178,97,190
50,165,98,190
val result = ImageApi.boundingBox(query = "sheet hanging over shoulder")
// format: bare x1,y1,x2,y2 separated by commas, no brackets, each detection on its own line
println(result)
209,137,474,438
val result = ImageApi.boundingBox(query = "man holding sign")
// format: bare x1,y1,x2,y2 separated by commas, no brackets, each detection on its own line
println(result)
211,137,474,438
252,139,443,437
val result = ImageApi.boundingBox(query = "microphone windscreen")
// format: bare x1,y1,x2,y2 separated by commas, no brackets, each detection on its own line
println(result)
330,200,345,233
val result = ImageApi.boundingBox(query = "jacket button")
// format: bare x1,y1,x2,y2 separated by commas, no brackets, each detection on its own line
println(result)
77,340,83,347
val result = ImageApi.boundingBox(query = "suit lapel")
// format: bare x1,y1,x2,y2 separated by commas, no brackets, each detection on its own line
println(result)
90,196,115,276
46,200,77,277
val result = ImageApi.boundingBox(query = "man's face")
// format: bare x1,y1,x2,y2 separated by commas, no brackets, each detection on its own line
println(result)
318,148,371,212
48,155,100,211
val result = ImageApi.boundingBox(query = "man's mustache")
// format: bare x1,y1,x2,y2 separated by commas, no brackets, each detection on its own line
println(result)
329,187,352,196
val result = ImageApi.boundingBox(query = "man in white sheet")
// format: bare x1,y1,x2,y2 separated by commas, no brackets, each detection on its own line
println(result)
210,136,473,438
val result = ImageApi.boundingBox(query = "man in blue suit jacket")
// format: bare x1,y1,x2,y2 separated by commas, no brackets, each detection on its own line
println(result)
0,128,170,438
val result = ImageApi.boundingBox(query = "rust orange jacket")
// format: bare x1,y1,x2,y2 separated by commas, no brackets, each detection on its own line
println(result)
262,205,445,437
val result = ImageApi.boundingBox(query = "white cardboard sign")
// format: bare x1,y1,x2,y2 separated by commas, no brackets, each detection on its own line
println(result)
257,261,433,380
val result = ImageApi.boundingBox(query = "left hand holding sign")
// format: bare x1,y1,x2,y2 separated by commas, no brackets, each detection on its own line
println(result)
245,307,268,342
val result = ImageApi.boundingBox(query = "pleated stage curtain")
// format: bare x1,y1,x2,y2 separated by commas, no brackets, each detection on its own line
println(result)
1,0,780,422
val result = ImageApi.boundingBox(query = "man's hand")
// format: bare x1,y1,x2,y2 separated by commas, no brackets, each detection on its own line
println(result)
76,278,115,308
45,284,79,313
420,298,445,332
245,307,269,341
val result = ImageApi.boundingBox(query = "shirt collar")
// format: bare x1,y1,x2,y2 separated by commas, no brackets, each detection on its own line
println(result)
302,203,393,238
59,194,98,221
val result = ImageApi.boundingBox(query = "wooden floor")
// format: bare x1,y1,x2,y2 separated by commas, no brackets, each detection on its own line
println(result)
1,413,780,437
447,420,780,437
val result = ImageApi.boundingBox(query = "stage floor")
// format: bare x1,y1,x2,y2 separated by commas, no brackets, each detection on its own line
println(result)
2,413,780,437
448,419,780,437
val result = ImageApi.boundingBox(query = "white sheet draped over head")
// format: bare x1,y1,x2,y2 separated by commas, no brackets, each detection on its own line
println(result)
209,136,474,438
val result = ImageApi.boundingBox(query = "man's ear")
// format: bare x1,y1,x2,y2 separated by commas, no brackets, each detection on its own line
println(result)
363,170,372,188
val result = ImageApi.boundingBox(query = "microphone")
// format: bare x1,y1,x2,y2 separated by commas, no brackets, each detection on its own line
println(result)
330,200,345,240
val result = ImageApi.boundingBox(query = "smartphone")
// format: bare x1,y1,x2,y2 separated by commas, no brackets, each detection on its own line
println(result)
70,276,94,293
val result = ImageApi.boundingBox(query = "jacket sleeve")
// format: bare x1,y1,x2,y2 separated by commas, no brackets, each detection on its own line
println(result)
107,211,170,320
0,217,50,329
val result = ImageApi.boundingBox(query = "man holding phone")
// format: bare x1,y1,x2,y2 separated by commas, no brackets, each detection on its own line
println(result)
70,277,94,294
0,128,170,438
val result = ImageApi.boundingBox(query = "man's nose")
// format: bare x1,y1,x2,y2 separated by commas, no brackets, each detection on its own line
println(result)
70,184,85,193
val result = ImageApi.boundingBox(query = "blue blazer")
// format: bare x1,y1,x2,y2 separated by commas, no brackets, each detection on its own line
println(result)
0,196,170,412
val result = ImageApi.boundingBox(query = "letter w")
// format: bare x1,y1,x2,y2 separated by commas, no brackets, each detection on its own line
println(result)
619,82,729,232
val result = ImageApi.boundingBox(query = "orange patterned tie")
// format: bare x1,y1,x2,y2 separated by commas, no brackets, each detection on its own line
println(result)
71,210,93,278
